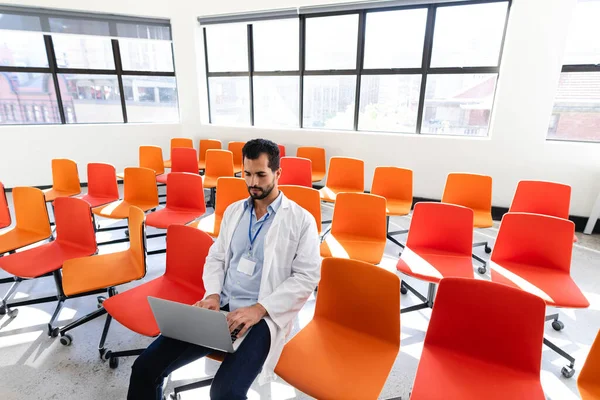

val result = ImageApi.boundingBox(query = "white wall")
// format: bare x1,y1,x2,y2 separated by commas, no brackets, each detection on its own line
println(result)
1,0,599,217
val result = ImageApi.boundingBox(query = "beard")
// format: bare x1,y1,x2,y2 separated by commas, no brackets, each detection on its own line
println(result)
248,181,275,200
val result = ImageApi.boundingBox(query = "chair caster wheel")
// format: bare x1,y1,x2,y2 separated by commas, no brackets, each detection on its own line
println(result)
561,366,575,378
99,348,108,360
552,320,565,331
0,304,6,315
50,327,60,338
401,285,408,295
7,308,18,318
478,266,487,274
484,245,492,254
60,334,73,346
109,355,119,369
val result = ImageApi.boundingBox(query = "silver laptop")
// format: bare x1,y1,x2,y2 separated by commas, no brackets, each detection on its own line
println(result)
147,297,248,353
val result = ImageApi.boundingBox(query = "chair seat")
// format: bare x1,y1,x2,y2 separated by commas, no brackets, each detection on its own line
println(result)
62,251,143,296
93,200,156,220
43,188,80,202
164,160,172,169
275,319,398,400
202,175,219,189
0,229,50,255
411,346,545,400
320,234,386,264
386,200,412,216
396,247,474,283
103,275,203,336
490,261,589,308
76,194,119,208
473,210,493,229
156,174,169,185
187,214,218,238
146,209,204,229
0,242,94,279
198,161,206,170
319,186,362,203
233,165,242,175
579,384,600,400
311,172,326,182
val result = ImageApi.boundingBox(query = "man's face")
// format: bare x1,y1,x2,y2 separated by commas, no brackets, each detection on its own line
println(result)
244,153,281,200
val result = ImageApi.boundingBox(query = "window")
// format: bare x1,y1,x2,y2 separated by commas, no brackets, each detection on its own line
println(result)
0,8,177,125
548,0,600,142
202,1,509,135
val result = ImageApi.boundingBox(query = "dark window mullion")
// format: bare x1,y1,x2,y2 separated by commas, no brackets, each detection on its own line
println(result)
44,35,66,124
353,12,366,131
299,16,306,128
247,24,254,126
203,27,212,123
416,6,436,134
111,39,128,123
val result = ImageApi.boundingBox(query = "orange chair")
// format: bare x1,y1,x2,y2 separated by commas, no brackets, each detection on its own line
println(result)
203,149,235,208
280,185,322,235
43,159,81,202
0,181,10,229
98,225,212,369
164,138,193,169
118,146,166,180
0,197,97,332
56,206,148,344
0,187,51,257
198,139,222,170
93,167,159,220
188,177,247,238
442,173,493,273
410,278,546,400
278,144,286,157
371,167,413,250
76,163,119,208
509,180,577,242
320,193,386,264
297,146,326,182
279,157,312,187
228,141,245,175
490,212,589,377
275,257,400,400
396,202,474,313
319,157,364,203
146,173,206,229
156,148,199,185
578,330,600,400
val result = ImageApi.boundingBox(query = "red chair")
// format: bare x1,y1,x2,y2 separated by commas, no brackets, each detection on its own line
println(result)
146,173,206,229
278,144,286,157
0,181,10,229
279,157,312,187
489,212,589,377
396,202,474,313
0,197,97,333
156,148,199,185
98,225,212,368
76,163,120,208
410,278,546,400
510,180,577,242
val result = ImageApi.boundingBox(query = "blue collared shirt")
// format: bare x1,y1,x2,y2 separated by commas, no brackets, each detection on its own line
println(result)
220,193,283,311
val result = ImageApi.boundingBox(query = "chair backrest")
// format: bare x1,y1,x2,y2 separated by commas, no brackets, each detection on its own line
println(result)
509,180,571,219
326,157,364,191
406,202,473,256
12,187,51,236
442,173,492,214
279,185,321,232
426,277,545,375
139,145,165,175
123,167,159,207
86,163,119,200
279,157,313,187
296,147,326,179
166,173,206,214
578,330,600,394
127,206,147,278
214,177,248,234
278,144,286,157
170,137,194,155
315,258,400,346
171,147,199,174
228,141,245,169
371,166,413,204
0,181,11,229
51,158,80,194
53,197,97,253
491,212,574,273
165,225,213,291
331,193,386,240
205,150,235,180
199,139,222,165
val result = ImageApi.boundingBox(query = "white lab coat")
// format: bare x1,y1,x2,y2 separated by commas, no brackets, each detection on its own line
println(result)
202,193,321,385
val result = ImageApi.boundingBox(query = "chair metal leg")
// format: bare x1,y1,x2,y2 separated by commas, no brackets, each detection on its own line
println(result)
386,216,408,252
472,254,487,274
47,299,65,336
0,277,22,315
98,314,113,354
543,338,576,378
172,377,214,398
400,282,436,314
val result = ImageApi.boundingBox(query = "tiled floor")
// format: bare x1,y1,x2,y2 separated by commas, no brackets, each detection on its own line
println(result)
0,188,598,400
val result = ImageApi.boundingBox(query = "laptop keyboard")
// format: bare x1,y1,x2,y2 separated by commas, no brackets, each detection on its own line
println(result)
231,328,241,343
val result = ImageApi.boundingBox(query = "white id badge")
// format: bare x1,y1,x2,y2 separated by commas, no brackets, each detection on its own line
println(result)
238,256,256,276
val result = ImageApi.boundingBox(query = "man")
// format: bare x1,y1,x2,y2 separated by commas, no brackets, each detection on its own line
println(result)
127,139,321,400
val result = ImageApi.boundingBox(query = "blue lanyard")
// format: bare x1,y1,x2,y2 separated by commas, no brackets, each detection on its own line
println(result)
248,204,269,251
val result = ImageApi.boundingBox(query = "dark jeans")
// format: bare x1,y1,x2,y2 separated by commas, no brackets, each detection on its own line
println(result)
127,319,271,400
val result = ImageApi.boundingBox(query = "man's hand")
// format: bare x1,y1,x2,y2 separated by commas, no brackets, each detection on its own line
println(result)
193,294,220,311
226,303,267,337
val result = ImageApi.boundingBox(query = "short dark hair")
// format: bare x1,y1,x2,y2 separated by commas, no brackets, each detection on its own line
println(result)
242,139,280,171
